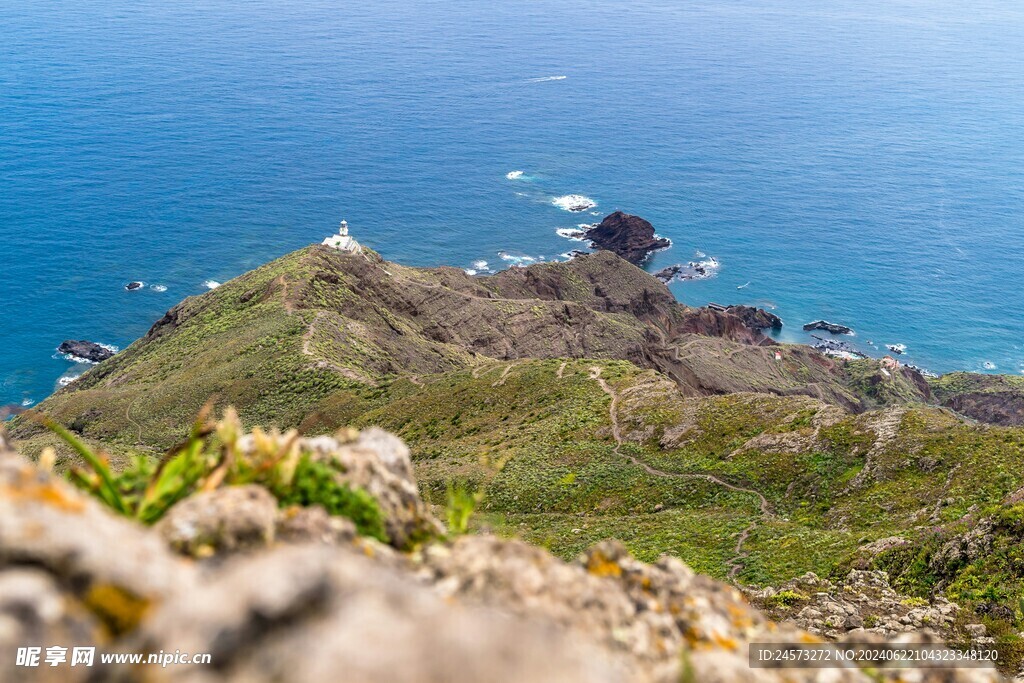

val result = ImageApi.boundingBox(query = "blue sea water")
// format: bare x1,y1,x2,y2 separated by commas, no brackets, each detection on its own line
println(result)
2,0,1024,408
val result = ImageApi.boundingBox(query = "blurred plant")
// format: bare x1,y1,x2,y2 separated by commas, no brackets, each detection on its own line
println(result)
31,405,387,541
445,480,484,536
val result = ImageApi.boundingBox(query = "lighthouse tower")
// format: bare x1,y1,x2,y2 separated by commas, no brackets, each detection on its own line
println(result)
322,219,361,253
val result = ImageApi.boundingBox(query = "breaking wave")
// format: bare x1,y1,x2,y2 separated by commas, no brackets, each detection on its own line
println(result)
526,75,567,83
203,280,222,290
552,195,596,212
505,170,525,180
498,251,537,266
556,227,589,241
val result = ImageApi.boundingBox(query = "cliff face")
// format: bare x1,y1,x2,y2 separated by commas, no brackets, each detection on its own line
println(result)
930,373,1024,426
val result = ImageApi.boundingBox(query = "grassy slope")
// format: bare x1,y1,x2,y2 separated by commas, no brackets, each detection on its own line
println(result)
11,244,1024,632
348,358,1024,595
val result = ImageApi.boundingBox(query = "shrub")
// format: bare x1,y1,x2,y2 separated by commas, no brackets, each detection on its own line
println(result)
766,590,807,608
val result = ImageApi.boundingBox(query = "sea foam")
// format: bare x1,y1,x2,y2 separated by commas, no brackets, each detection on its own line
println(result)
498,251,537,266
552,195,596,212
556,227,588,241
203,280,222,290
505,170,525,180
526,75,567,83
57,373,81,388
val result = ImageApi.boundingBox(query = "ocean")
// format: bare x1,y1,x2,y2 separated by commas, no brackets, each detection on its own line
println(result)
3,0,1023,408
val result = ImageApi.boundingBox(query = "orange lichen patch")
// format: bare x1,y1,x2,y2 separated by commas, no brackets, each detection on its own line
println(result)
2,474,86,513
84,584,152,636
711,633,739,651
726,604,754,630
683,625,704,647
585,553,623,579
799,632,822,644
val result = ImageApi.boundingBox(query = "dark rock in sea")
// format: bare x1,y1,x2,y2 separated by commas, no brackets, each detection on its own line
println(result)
58,340,116,364
653,264,683,284
584,211,671,264
125,281,144,291
886,344,906,355
802,320,853,335
810,335,867,359
722,305,782,331
654,258,719,283
0,404,25,421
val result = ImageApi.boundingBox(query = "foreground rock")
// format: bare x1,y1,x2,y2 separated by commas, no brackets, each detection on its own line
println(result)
0,428,1002,683
585,211,671,264
803,320,854,335
57,340,116,363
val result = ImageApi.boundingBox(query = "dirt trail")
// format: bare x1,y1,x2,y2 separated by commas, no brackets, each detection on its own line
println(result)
492,364,517,387
125,397,144,446
587,366,772,583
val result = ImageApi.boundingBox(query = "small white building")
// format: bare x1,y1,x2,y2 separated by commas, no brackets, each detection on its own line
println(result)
322,220,362,253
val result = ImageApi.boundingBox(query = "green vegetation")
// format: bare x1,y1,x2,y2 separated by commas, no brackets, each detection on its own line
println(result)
12,244,1024,638
764,590,808,608
445,480,483,536
275,455,388,543
36,405,390,543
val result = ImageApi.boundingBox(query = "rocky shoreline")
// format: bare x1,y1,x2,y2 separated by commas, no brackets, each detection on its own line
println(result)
57,340,117,364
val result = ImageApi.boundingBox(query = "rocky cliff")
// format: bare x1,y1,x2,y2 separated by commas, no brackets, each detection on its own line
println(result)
930,373,1024,426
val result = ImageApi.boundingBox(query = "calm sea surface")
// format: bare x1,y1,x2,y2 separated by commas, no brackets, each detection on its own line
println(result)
3,0,1023,407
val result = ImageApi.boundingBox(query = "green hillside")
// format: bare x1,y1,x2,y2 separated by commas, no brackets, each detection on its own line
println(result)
10,243,1024,639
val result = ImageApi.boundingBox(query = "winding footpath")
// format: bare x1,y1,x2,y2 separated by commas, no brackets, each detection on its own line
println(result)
586,366,773,583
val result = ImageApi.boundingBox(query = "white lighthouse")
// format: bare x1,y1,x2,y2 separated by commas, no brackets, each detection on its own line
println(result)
322,219,361,253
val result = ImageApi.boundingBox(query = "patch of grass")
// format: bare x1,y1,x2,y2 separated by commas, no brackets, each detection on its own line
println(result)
274,455,388,543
